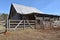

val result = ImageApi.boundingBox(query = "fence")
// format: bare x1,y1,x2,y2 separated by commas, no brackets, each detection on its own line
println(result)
7,20,36,31
6,17,60,31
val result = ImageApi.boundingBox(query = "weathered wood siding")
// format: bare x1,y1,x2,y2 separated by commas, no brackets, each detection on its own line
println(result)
11,13,22,20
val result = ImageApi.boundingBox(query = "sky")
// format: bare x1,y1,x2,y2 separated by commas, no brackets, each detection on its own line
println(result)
0,0,60,15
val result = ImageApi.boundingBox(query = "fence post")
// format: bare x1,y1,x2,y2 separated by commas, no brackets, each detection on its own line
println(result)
23,20,25,29
7,16,8,32
8,20,10,31
35,19,37,29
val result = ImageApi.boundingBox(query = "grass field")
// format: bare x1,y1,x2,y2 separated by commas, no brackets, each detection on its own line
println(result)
0,28,60,40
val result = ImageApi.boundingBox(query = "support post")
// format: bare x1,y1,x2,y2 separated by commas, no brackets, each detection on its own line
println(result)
39,19,41,29
34,15,37,29
9,20,10,31
42,17,44,29
35,19,37,29
23,20,25,29
7,16,8,32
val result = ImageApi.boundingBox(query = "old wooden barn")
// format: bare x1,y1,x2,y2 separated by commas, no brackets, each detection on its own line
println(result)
7,3,60,30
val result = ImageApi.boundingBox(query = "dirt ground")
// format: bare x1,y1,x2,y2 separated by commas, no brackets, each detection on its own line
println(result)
0,28,60,40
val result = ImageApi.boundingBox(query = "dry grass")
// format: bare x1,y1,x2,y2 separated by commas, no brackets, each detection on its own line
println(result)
0,28,60,40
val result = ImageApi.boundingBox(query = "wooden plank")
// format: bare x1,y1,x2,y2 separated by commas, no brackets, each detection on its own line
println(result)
10,23,35,25
9,20,10,31
10,20,35,21
7,16,8,32
23,20,25,29
9,20,21,21
35,20,37,29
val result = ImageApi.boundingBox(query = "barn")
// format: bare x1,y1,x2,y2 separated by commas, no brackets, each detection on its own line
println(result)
7,3,60,30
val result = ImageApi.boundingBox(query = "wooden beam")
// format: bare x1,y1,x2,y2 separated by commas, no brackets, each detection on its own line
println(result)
14,20,23,30
7,16,8,32
23,20,25,29
9,20,35,21
10,20,21,21
9,20,10,31
26,20,32,28
10,23,35,25
35,20,37,29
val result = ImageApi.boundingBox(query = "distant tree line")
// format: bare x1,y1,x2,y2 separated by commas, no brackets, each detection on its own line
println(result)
0,13,8,21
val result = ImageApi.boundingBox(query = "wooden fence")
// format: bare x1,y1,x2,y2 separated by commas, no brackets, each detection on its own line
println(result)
6,16,60,31
7,20,36,31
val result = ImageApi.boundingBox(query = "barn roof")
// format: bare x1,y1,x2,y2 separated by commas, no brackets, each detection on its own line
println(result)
12,3,43,14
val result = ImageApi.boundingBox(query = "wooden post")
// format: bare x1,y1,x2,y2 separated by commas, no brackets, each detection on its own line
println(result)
7,16,8,32
35,19,37,29
34,15,37,29
9,20,10,31
58,17,59,20
40,17,43,29
23,20,25,29
42,17,44,29
39,19,41,29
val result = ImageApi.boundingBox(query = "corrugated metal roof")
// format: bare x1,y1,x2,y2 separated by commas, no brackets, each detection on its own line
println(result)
12,3,43,14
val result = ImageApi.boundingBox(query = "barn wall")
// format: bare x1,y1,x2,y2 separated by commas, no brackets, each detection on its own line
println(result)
23,14,35,20
11,13,35,20
11,13,22,20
